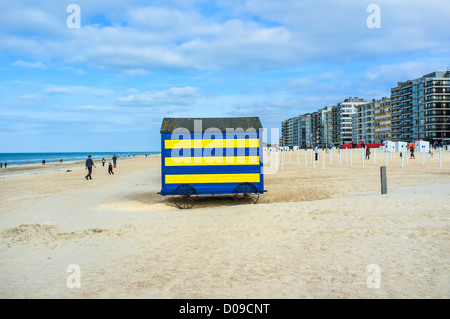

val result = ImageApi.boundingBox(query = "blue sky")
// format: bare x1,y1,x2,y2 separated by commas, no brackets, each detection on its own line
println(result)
1,0,449,152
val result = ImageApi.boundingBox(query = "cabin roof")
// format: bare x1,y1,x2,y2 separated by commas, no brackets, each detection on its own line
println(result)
160,117,263,133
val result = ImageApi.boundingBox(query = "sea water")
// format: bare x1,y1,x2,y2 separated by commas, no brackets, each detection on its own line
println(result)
0,152,159,166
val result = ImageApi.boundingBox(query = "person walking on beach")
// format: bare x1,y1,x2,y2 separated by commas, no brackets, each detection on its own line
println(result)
112,154,117,168
410,145,415,159
108,162,114,175
102,157,106,167
0,163,2,168
85,155,96,180
365,146,371,160
314,145,319,161
4,163,7,168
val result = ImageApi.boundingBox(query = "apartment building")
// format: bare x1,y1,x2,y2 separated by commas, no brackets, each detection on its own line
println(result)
351,113,358,144
317,106,333,148
298,113,314,148
281,119,290,147
281,113,315,148
331,106,340,145
391,80,412,141
356,97,391,143
356,100,375,143
374,97,392,143
281,98,366,148
280,71,449,147
391,71,450,143
336,97,366,144
423,71,450,143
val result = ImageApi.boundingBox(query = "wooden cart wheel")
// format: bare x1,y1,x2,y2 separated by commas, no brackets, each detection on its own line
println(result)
233,182,259,204
173,184,198,209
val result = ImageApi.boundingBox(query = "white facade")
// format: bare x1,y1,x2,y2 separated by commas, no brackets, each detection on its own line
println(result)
383,140,396,152
337,98,366,144
415,140,430,153
394,141,408,153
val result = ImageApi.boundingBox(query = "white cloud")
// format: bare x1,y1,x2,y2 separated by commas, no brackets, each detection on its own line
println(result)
43,87,73,94
1,1,449,72
119,69,150,76
117,86,200,106
12,60,46,69
20,94,46,100
365,61,449,82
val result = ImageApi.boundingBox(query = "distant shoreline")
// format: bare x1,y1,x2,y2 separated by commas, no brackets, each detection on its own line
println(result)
0,154,161,176
0,152,160,167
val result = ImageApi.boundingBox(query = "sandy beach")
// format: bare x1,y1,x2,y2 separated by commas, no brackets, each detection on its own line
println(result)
0,150,449,298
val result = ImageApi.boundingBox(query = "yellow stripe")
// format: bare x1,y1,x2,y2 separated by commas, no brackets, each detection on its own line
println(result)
165,173,260,184
165,156,260,166
165,139,259,149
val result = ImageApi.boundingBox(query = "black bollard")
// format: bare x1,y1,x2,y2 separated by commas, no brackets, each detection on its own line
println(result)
380,166,387,195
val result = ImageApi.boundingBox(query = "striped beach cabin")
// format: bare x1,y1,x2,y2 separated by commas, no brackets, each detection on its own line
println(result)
159,117,266,208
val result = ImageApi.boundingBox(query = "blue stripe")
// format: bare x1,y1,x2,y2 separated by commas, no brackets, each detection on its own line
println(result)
161,134,166,194
160,182,264,195
162,132,259,139
164,148,260,158
160,131,266,196
165,165,261,175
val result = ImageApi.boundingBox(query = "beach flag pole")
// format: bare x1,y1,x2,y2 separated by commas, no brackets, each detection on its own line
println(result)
322,148,325,170
263,148,267,168
422,148,425,166
392,146,395,164
385,148,388,166
304,149,307,168
270,150,273,169
350,148,353,168
276,150,279,171
297,148,299,165
313,151,315,169
289,149,291,164
401,149,404,168
330,148,332,165
339,148,342,166
373,147,376,165
440,147,442,167
362,148,364,169
345,148,348,164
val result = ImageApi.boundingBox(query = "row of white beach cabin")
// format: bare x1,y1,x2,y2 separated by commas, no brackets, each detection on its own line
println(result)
381,140,430,153
265,141,431,153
